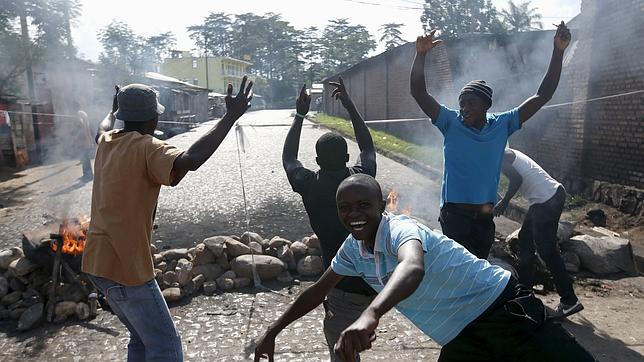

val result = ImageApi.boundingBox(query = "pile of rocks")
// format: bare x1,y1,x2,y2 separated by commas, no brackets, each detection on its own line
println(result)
0,247,92,331
155,232,325,303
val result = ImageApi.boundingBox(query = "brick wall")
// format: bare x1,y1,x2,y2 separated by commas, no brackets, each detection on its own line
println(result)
324,0,644,192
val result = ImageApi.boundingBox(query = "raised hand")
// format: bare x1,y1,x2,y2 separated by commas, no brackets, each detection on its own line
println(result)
296,84,311,116
329,76,353,110
554,21,571,51
225,75,254,120
415,29,442,54
253,332,276,362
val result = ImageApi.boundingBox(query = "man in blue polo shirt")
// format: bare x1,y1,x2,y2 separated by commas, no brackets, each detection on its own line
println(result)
254,175,594,361
410,23,571,259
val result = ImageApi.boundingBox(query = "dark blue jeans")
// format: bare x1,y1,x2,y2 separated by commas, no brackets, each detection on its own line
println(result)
89,275,183,361
439,204,495,259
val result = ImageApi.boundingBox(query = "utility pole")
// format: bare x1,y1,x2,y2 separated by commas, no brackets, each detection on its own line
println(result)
19,0,41,163
204,35,210,89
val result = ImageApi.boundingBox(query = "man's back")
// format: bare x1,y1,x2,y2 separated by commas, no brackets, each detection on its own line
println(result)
83,130,182,286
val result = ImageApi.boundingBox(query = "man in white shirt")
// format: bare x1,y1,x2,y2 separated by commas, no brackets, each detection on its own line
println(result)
494,148,582,318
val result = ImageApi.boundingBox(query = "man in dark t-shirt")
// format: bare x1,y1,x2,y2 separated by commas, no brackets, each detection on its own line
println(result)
282,79,377,361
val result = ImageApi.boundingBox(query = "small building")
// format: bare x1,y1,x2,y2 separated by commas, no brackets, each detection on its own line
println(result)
143,72,210,134
160,51,252,92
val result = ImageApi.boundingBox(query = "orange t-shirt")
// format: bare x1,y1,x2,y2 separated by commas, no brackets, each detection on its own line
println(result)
82,130,183,286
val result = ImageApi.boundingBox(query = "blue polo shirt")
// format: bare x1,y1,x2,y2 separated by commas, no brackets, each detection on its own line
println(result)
434,105,521,206
331,213,510,345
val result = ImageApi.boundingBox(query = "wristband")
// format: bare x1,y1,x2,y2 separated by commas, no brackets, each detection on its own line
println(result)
295,112,307,119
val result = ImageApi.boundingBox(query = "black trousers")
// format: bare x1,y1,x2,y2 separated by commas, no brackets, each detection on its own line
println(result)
518,186,577,305
439,204,495,259
439,278,595,362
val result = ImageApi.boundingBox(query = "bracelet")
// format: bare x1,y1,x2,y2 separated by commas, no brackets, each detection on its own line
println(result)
295,112,307,119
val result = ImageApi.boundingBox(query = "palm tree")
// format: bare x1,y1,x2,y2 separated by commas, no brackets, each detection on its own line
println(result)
379,23,405,50
500,0,543,32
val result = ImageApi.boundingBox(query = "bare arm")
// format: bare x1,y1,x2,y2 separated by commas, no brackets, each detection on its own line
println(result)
329,77,375,166
171,77,253,185
410,30,442,121
254,267,343,361
95,85,120,143
494,150,522,217
518,22,571,124
282,85,310,174
334,240,425,360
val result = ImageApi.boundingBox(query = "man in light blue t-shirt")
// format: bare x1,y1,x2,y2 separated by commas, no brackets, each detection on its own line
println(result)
410,23,572,259
254,175,594,361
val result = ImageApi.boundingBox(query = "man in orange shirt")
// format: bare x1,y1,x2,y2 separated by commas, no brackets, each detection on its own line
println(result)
83,78,253,361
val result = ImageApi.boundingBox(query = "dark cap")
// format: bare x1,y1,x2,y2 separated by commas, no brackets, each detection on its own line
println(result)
459,80,493,107
114,83,165,122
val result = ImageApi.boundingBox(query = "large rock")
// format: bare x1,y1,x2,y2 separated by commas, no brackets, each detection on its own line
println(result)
216,271,237,291
217,252,230,270
277,271,293,283
557,221,576,241
162,288,182,302
297,256,324,276
175,259,193,286
161,248,189,261
233,277,251,289
76,302,90,320
269,236,292,249
225,239,252,258
562,235,638,275
163,271,179,285
190,243,217,266
248,241,263,255
306,235,320,249
203,236,228,257
1,291,21,306
277,246,296,271
192,264,224,281
203,281,217,295
0,277,8,299
8,257,38,277
231,255,285,281
17,302,43,331
0,247,23,270
289,241,308,260
240,232,263,245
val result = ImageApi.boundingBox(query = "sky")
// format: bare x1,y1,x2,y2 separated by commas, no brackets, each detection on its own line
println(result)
72,0,581,61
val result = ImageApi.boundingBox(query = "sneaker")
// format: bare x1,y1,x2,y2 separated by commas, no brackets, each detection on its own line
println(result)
552,300,584,318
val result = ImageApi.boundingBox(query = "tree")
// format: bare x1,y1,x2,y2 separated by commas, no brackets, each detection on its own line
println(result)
379,23,405,50
320,18,375,75
187,12,232,57
145,32,176,66
0,0,81,95
500,0,543,32
420,0,504,38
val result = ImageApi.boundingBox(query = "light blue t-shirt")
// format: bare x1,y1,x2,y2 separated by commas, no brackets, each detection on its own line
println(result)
434,105,521,206
331,213,510,345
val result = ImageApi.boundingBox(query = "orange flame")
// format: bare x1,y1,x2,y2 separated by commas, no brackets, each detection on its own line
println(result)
386,189,412,216
51,217,89,256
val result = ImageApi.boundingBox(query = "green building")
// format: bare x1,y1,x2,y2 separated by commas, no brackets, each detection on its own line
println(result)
160,51,252,92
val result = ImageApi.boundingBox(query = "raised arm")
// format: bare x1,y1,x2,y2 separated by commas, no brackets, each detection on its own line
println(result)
171,76,253,185
494,149,522,217
328,77,375,169
334,240,425,360
282,85,311,174
95,85,120,143
254,267,343,362
410,30,442,121
518,21,571,124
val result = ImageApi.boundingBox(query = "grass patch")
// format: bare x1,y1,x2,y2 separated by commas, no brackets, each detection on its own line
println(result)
565,194,588,210
314,114,442,169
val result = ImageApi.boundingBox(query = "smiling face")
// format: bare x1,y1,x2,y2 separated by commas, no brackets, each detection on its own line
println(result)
458,93,489,129
336,175,385,246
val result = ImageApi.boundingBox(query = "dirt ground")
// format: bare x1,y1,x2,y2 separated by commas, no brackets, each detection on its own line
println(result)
0,112,642,360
